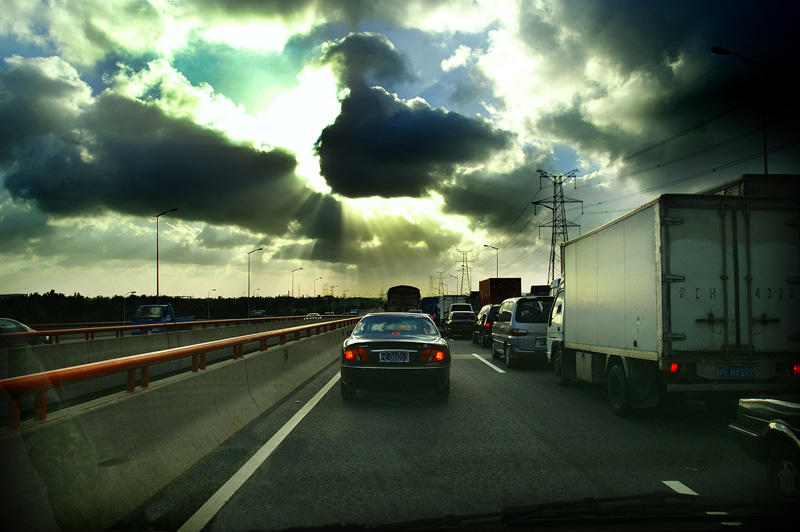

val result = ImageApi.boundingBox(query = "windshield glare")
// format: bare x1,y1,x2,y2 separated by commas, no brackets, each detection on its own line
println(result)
353,315,438,336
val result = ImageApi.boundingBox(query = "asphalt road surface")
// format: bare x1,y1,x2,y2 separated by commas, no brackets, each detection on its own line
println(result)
117,337,770,531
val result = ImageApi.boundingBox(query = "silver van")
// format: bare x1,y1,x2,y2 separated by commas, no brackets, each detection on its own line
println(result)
491,295,554,367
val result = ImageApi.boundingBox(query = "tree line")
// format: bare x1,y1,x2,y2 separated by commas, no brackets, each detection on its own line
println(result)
0,291,381,326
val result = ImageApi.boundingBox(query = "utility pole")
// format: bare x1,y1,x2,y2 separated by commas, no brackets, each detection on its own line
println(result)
532,169,583,284
456,249,473,295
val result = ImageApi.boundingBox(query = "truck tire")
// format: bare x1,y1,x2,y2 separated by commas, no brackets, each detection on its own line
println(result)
553,347,569,387
767,442,800,502
607,364,631,417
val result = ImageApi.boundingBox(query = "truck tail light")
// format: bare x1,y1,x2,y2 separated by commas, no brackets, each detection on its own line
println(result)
777,363,800,376
510,329,529,336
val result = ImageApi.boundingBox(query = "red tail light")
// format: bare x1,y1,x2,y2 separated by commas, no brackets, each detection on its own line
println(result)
670,362,679,373
509,328,529,336
421,348,446,362
344,347,368,361
777,363,800,376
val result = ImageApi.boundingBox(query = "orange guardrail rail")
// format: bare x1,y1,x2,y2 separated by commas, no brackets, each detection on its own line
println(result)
0,317,359,429
0,315,346,348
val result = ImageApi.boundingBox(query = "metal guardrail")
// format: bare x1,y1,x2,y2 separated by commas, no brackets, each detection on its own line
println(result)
0,315,347,348
0,317,359,429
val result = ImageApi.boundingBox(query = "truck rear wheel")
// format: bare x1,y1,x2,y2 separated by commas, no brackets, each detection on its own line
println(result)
608,364,631,417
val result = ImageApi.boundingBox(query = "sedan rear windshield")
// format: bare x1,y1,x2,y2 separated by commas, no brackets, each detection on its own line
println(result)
450,312,476,321
515,298,553,323
354,316,438,336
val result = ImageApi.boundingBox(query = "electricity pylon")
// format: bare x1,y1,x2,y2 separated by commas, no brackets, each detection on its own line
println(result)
456,249,473,295
532,169,583,284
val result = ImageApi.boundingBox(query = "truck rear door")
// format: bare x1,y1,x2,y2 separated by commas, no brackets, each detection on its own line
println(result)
662,195,799,358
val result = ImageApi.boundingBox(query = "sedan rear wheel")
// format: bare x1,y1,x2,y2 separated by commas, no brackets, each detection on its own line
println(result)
435,380,450,402
341,381,356,401
768,442,800,502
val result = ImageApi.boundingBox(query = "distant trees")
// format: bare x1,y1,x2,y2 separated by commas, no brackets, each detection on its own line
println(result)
0,292,381,325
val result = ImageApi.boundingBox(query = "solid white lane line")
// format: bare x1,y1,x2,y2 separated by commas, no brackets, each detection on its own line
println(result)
662,480,699,496
471,353,505,373
178,372,341,532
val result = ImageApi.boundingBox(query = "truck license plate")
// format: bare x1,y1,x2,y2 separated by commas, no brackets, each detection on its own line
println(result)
717,365,755,379
379,352,409,363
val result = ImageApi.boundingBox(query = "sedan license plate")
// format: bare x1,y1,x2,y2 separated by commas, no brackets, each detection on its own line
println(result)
717,365,755,379
379,351,409,363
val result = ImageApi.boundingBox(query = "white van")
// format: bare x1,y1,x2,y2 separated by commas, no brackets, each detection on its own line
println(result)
491,295,554,368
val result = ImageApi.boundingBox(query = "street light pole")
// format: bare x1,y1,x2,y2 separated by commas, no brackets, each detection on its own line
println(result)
313,276,322,312
247,247,263,316
291,267,303,316
207,288,216,320
155,208,178,304
484,245,499,278
711,45,768,174
123,291,136,324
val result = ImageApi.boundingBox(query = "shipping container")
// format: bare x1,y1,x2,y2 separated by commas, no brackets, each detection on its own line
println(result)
479,278,522,307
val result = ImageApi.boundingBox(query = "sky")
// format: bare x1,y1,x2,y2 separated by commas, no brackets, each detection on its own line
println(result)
1,0,798,300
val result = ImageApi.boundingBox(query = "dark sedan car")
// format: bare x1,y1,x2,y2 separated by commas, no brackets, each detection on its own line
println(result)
0,318,46,347
728,396,800,502
340,313,450,401
444,311,476,339
472,304,500,347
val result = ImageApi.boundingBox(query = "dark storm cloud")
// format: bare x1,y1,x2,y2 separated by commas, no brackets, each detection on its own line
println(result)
315,84,512,198
0,57,87,159
0,194,54,253
435,165,544,232
514,0,800,192
320,32,416,88
0,58,340,237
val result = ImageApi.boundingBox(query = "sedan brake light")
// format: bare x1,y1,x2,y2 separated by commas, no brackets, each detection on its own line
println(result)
420,348,446,362
344,347,368,361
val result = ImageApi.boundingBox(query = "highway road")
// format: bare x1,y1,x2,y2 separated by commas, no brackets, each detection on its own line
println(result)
115,337,769,531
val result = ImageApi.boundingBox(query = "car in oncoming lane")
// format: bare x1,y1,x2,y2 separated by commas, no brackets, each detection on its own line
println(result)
0,318,47,347
340,312,450,401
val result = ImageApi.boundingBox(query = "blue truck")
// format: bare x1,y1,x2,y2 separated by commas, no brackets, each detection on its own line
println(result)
131,304,195,334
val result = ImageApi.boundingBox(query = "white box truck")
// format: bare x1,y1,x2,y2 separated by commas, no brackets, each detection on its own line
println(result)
546,193,799,416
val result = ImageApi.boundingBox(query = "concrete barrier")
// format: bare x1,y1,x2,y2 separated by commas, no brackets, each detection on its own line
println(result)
0,325,352,531
1,318,318,418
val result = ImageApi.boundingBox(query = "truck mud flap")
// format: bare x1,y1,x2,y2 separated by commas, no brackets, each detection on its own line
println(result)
624,358,659,409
